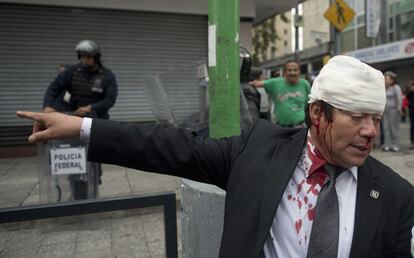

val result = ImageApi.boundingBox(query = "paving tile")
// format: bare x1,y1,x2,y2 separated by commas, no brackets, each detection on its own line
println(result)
35,242,75,258
127,169,180,196
75,234,111,254
41,227,78,246
0,158,17,175
0,183,37,208
0,229,43,257
99,168,132,198
0,245,41,258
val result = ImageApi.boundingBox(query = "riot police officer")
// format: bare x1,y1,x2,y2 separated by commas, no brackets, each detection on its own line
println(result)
43,40,118,200
43,40,117,119
240,46,261,126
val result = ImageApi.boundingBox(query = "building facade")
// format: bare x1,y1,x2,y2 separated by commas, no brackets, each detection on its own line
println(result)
0,0,298,148
251,10,292,65
256,0,414,87
344,0,414,88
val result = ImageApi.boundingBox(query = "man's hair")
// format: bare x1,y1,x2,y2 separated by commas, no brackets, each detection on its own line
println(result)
304,100,334,127
284,60,300,71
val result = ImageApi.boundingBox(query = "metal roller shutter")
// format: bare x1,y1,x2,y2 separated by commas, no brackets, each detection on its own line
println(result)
0,3,207,145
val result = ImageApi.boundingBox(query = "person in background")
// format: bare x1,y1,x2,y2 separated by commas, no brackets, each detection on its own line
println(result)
17,55,414,257
401,89,409,123
50,64,71,112
250,60,310,128
407,79,414,150
42,40,118,199
249,71,271,121
43,40,118,119
240,46,261,125
382,71,402,152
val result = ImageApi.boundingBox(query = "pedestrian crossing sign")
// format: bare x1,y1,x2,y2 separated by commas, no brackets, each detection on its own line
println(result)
324,0,355,31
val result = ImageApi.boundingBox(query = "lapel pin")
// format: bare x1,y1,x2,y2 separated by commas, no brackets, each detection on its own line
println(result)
370,190,379,199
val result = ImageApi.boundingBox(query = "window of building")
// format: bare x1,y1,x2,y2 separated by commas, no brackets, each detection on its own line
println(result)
395,10,414,40
357,26,374,49
341,29,356,52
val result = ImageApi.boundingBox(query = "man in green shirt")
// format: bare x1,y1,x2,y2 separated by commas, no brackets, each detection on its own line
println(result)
251,61,310,127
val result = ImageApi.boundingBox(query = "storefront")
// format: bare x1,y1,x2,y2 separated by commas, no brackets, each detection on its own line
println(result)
346,37,414,89
0,3,208,145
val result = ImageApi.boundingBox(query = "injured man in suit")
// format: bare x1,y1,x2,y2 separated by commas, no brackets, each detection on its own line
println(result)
17,55,413,258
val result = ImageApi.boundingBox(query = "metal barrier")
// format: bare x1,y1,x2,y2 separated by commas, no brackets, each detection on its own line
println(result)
0,192,178,258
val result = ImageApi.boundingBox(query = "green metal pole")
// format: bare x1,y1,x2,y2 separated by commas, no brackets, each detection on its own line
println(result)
208,0,240,138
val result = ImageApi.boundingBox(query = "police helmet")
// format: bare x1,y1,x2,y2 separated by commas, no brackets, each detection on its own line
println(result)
76,40,101,58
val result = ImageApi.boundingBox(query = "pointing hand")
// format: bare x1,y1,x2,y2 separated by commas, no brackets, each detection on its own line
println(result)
16,111,83,143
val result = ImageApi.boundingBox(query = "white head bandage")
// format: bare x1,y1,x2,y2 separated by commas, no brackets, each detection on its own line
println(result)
309,55,385,115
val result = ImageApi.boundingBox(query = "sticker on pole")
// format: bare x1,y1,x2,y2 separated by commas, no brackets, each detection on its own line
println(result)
208,24,216,67
50,147,87,175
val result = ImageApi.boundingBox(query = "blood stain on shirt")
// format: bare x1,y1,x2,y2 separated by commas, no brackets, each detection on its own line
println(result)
295,219,302,234
306,171,326,196
297,179,305,194
297,199,302,209
307,207,315,221
287,194,292,200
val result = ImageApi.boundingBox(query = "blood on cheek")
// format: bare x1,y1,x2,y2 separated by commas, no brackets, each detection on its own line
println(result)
315,121,336,160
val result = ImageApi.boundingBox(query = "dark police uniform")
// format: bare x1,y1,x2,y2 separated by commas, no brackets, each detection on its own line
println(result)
43,63,118,119
43,63,117,199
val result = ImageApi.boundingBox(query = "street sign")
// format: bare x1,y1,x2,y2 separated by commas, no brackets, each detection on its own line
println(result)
324,0,355,31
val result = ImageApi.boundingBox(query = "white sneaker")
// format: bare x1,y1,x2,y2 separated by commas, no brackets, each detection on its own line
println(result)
391,146,400,152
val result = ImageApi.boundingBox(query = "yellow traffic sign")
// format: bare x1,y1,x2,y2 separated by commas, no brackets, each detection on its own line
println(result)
324,0,355,31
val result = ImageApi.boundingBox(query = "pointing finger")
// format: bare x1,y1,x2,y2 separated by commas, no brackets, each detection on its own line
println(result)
16,111,44,122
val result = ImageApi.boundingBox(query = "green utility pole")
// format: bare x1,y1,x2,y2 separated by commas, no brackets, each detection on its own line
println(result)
208,0,240,138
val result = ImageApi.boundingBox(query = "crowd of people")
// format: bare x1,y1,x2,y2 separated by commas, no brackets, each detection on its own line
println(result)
251,61,414,152
45,41,414,154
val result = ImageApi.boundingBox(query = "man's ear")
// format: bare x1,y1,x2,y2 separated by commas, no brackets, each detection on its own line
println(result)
309,102,322,126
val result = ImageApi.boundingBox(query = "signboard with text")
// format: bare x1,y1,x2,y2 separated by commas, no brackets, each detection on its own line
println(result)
50,147,87,175
324,0,355,31
365,0,380,38
345,38,414,64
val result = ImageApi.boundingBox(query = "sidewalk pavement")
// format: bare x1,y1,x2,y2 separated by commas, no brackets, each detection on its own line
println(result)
0,160,182,257
0,122,413,257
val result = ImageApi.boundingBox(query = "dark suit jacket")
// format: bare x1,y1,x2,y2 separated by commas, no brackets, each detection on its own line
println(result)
88,119,414,258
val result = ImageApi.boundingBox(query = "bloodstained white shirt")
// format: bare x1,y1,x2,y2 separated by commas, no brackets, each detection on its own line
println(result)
263,132,357,258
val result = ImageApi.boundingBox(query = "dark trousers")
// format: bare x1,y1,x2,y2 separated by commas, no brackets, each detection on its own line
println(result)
409,108,414,144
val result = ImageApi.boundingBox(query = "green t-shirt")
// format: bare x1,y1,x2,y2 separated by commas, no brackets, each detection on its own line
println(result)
264,77,310,126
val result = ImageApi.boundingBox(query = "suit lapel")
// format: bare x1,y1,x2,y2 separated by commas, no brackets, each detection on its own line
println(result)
349,161,383,258
255,129,307,255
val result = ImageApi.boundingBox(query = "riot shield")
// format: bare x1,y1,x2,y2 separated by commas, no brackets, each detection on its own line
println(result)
38,138,99,202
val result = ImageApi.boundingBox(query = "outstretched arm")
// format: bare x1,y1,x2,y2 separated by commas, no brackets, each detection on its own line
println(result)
16,111,83,143
17,110,257,189
249,80,265,88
